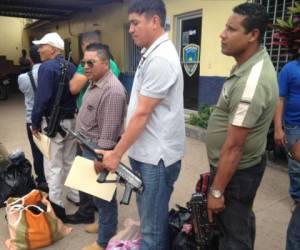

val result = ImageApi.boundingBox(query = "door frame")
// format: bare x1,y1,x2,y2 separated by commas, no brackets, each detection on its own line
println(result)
175,10,202,59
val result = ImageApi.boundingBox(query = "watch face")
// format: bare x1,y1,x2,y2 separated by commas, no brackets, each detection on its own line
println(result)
210,188,222,198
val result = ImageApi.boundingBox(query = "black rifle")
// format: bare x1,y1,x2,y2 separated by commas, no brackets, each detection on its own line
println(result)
187,172,219,250
45,53,72,138
65,128,144,205
188,193,211,249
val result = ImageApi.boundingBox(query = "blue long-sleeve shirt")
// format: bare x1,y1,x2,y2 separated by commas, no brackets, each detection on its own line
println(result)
31,55,76,130
279,59,300,125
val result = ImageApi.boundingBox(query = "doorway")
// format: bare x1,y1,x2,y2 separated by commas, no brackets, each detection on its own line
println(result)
176,11,202,110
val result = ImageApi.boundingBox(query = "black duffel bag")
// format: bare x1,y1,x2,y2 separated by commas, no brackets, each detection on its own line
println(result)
0,151,36,207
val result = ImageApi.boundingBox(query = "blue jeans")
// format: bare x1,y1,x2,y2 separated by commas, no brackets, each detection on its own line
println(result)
285,125,300,201
286,203,300,250
210,155,266,250
82,148,117,248
93,194,118,247
129,158,181,250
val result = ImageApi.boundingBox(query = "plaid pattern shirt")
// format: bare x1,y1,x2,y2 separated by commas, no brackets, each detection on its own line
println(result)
76,70,127,149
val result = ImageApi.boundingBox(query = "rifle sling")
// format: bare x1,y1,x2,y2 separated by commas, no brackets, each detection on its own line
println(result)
46,60,70,138
27,71,37,93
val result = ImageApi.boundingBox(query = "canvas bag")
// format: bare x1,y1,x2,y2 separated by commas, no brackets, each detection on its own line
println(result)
5,189,72,250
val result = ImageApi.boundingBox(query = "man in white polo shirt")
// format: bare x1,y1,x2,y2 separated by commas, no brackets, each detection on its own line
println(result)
95,0,185,249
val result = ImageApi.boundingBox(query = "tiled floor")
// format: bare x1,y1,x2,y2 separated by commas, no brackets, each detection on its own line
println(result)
0,93,291,250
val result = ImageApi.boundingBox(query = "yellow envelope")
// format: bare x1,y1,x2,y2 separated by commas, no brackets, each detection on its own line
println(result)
65,156,117,202
33,132,51,160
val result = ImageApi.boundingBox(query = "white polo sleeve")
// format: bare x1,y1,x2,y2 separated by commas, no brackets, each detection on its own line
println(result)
140,57,177,99
18,73,30,95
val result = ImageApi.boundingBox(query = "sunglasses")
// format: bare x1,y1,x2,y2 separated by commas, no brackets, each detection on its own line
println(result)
80,60,97,68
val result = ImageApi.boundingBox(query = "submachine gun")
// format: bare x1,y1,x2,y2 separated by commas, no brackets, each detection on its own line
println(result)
65,128,144,205
45,53,72,138
187,173,219,250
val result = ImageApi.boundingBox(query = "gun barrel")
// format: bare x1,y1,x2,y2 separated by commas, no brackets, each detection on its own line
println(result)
63,126,144,204
63,127,103,161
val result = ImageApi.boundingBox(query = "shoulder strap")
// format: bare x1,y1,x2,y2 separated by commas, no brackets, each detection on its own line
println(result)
27,71,36,93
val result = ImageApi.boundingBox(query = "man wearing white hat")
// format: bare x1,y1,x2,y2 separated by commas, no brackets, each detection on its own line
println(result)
31,32,78,222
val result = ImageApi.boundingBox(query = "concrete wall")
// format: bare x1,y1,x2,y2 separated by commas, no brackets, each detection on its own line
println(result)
164,0,245,106
23,0,247,107
25,0,245,76
0,16,27,65
27,2,128,69
165,0,244,77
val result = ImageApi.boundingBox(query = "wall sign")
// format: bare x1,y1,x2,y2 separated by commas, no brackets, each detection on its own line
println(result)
182,43,200,77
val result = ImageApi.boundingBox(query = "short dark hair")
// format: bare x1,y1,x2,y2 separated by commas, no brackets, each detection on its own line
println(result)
128,0,166,27
85,43,110,62
29,45,41,64
102,44,114,61
81,31,100,45
233,3,269,43
21,49,27,56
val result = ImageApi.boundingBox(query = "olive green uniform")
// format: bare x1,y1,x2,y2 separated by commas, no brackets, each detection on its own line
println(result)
207,48,278,169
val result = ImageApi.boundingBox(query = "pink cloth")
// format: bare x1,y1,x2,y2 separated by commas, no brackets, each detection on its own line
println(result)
181,223,192,233
106,239,140,250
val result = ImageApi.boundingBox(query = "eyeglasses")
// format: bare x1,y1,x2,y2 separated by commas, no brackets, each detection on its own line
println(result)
80,60,97,68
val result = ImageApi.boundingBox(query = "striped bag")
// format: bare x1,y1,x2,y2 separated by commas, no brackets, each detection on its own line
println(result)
4,189,72,250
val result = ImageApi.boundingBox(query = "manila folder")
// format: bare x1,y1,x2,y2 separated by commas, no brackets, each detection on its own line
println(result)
65,156,117,202
33,132,51,160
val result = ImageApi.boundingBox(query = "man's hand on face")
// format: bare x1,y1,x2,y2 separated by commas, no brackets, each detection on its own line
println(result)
207,194,225,223
94,149,121,172
32,128,41,140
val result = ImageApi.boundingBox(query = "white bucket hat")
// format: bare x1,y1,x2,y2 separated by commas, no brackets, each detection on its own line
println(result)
33,32,64,50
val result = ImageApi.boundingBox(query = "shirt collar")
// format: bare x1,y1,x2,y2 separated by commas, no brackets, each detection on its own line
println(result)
141,33,169,58
32,63,41,71
55,54,64,60
92,70,112,88
230,46,267,77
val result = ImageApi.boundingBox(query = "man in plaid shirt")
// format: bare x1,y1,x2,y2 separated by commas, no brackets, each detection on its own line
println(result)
66,43,127,250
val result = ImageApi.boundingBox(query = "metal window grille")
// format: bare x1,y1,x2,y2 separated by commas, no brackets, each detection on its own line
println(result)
124,25,141,74
255,0,295,71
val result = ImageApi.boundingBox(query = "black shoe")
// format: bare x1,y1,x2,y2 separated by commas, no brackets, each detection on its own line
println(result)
37,182,49,193
48,199,67,222
65,213,94,224
66,196,80,206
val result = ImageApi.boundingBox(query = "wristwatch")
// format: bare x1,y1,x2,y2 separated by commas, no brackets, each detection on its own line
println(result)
209,187,223,199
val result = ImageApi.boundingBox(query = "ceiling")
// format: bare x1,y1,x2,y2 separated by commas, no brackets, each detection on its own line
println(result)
0,0,122,20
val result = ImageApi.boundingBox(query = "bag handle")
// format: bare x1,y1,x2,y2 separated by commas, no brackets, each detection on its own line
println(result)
6,204,25,227
7,196,24,207
6,204,45,227
25,205,45,213
7,189,42,207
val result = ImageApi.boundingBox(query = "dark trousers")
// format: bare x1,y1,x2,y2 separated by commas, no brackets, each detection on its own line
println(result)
75,146,96,220
77,191,95,219
26,123,46,184
210,155,266,250
77,147,117,247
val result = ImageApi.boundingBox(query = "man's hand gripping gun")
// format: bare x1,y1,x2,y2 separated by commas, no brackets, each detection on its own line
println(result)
66,128,144,205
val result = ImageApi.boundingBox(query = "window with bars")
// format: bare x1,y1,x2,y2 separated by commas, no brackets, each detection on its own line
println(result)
124,25,141,74
123,21,170,74
255,0,295,71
